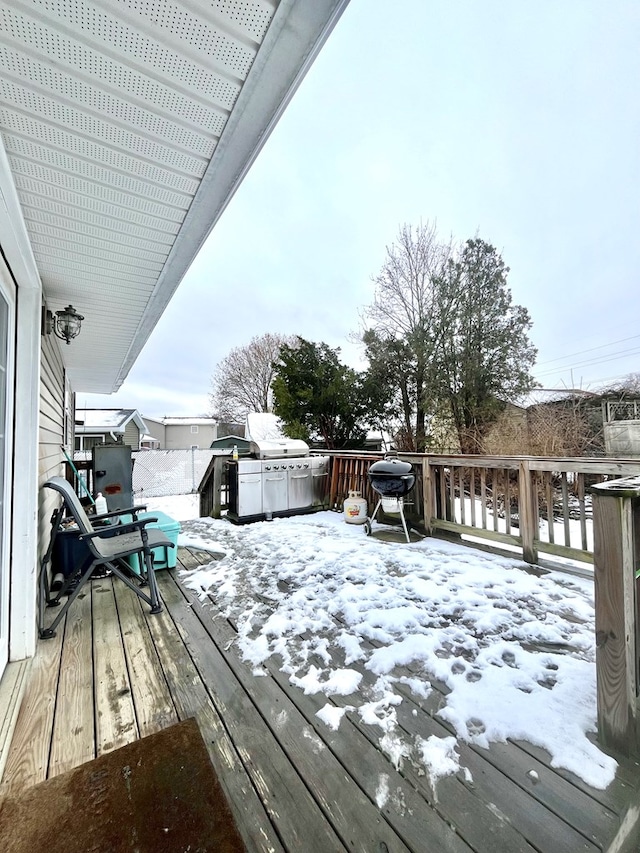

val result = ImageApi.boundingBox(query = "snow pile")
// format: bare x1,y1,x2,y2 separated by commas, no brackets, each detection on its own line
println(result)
179,511,616,790
245,412,285,441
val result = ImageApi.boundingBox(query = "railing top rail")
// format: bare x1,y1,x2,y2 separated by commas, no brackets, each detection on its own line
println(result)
319,450,640,475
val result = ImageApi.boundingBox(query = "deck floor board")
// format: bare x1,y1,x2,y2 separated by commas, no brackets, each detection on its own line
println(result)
112,578,179,737
48,585,94,777
1,546,638,853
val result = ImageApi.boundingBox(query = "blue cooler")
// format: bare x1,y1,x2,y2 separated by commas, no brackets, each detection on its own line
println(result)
126,511,181,574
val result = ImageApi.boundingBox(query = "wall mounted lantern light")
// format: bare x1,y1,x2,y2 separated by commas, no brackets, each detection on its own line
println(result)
43,304,85,345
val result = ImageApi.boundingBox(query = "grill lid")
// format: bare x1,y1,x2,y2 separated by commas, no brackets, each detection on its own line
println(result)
250,439,309,459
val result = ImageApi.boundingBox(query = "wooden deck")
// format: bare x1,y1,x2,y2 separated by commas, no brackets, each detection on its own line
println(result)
1,546,639,852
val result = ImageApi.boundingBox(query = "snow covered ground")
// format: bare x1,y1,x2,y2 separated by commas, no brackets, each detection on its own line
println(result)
171,508,616,792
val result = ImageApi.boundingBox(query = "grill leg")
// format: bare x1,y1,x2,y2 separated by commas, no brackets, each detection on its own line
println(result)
398,502,411,543
370,498,383,528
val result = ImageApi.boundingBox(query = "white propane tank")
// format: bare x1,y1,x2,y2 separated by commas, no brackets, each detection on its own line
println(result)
94,492,108,516
343,490,368,524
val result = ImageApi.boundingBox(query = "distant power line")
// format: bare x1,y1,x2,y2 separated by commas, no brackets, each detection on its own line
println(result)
534,340,640,381
534,333,640,368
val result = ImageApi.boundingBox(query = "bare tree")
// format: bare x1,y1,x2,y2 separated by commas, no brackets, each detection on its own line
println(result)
360,222,454,451
210,333,294,422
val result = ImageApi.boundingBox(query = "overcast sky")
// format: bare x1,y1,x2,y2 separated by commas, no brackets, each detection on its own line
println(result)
80,0,640,419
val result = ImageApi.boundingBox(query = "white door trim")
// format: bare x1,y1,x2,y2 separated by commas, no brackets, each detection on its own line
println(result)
0,140,43,664
0,267,15,677
9,286,40,661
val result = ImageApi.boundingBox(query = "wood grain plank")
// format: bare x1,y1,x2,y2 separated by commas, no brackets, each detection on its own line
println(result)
592,492,638,755
113,580,179,738
49,585,95,777
156,571,347,853
92,579,138,755
142,575,285,853
0,625,64,796
480,467,487,529
469,467,476,527
561,472,571,546
180,588,435,853
392,693,601,853
518,461,537,564
578,473,588,551
449,465,456,522
0,660,31,785
394,677,618,851
339,616,610,852
422,458,433,532
187,588,474,853
460,467,467,525
544,472,555,544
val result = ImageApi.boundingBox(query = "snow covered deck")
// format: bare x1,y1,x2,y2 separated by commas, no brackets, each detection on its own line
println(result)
2,536,639,852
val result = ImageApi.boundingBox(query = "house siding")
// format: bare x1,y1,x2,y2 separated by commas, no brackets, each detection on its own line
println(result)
37,335,68,583
165,423,217,449
124,420,140,450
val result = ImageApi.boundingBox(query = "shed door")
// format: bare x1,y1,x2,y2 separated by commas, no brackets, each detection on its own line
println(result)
0,280,14,678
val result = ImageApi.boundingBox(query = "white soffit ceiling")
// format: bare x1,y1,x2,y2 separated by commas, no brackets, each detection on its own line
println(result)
0,0,349,392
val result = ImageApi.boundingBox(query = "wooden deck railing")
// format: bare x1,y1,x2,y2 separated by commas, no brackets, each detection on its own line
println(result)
326,451,640,758
325,451,640,566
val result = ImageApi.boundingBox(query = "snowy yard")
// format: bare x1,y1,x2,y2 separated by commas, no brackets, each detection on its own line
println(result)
169,508,616,792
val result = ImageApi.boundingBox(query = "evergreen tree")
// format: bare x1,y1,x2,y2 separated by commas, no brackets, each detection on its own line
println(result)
272,337,368,449
436,238,537,453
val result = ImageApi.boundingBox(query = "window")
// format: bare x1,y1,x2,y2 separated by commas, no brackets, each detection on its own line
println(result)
75,435,105,452
191,425,199,434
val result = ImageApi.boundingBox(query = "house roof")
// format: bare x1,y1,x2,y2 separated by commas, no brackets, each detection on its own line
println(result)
159,417,218,427
0,0,350,393
75,407,147,434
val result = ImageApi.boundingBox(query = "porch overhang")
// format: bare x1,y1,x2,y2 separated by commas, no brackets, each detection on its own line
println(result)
0,0,350,393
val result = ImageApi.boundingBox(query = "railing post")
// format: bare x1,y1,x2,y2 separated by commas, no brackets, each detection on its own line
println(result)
591,477,640,756
211,456,223,519
422,458,434,534
518,460,538,564
329,455,339,510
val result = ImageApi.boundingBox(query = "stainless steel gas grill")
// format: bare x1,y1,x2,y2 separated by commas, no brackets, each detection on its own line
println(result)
227,439,329,523
364,456,416,542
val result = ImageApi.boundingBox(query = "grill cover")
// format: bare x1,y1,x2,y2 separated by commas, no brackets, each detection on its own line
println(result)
249,439,309,459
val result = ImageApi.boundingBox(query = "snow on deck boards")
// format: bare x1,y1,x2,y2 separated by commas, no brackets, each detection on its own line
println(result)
1,548,638,852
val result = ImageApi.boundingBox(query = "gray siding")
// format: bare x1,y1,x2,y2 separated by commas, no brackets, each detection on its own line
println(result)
124,420,140,450
143,418,166,445
38,334,69,576
165,423,217,449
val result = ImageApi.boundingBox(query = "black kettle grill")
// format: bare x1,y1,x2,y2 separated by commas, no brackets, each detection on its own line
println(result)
365,456,415,542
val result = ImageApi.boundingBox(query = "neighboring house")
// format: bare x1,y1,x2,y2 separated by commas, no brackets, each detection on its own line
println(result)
139,434,161,451
602,398,640,458
0,0,349,684
483,389,600,457
74,408,147,451
143,416,218,450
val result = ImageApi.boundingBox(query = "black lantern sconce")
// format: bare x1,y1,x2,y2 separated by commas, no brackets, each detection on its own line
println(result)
43,304,85,345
